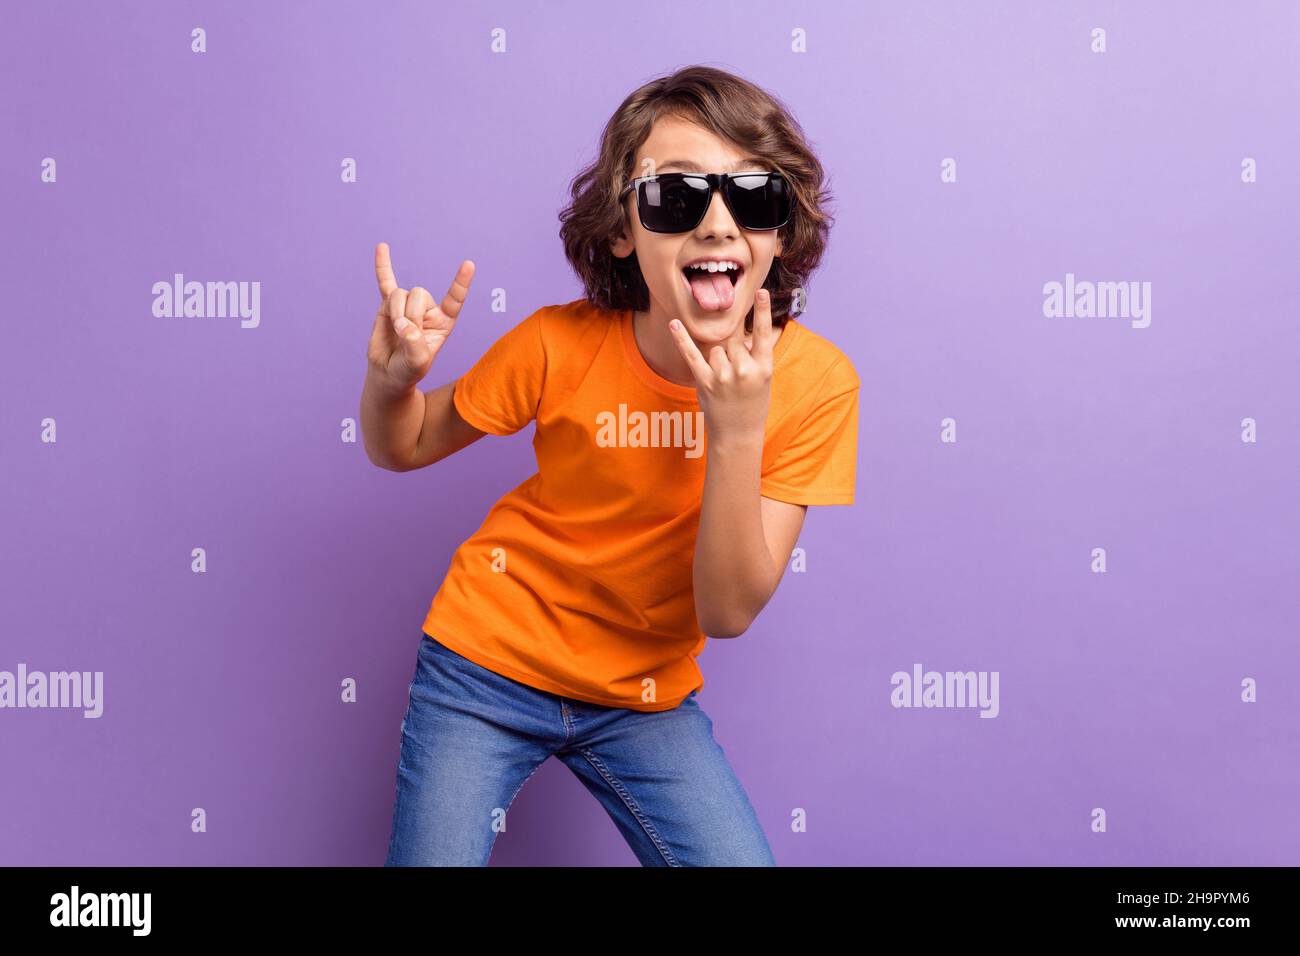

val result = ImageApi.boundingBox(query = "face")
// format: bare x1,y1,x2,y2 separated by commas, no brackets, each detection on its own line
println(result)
610,114,784,344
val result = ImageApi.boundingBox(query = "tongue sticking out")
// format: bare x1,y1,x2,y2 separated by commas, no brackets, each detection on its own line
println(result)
686,269,737,312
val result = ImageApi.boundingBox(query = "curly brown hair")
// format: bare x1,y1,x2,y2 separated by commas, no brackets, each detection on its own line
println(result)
559,65,834,332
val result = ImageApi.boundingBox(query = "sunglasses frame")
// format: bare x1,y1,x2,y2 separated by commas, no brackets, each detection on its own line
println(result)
619,171,792,234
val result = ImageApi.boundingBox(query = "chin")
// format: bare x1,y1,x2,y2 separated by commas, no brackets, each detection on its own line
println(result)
680,312,743,342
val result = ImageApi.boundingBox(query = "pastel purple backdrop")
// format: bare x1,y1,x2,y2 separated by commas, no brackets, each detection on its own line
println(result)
2,0,1297,866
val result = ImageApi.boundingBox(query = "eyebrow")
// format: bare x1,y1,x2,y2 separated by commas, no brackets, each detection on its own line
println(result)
654,158,767,173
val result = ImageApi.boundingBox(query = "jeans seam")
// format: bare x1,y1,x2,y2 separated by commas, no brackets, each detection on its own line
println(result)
560,701,575,745
504,760,545,814
384,691,418,864
578,747,679,866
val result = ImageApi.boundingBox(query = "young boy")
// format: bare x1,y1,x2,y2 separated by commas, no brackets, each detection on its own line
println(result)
362,65,859,866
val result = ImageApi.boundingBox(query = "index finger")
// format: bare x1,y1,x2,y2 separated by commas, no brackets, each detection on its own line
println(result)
747,288,774,361
433,260,476,323
667,319,715,386
375,242,399,300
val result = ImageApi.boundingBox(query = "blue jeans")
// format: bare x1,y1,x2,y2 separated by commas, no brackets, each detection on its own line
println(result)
384,632,776,866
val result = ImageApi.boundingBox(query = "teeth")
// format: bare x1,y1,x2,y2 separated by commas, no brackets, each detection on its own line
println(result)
685,261,741,272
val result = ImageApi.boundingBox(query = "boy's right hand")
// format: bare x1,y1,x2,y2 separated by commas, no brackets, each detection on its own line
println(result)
367,242,475,392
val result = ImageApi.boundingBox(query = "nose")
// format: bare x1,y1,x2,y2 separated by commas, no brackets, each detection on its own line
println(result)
695,187,738,239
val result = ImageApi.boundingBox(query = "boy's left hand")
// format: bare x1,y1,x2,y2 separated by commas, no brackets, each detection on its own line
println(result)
669,289,774,447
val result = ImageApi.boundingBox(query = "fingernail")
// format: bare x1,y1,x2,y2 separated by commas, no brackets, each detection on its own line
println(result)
670,320,681,331
395,317,411,331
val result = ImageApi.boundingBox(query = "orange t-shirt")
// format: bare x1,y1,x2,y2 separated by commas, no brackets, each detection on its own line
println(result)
422,298,859,711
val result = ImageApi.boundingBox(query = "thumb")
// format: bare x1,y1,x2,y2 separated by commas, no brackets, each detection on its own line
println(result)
394,315,424,359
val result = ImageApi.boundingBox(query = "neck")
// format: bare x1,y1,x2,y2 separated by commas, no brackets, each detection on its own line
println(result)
632,307,694,386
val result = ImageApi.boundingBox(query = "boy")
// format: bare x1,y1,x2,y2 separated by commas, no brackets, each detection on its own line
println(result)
363,66,859,866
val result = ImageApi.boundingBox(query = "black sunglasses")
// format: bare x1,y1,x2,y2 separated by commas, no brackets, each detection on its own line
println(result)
620,171,791,234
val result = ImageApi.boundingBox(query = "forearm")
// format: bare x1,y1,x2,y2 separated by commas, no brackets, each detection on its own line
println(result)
359,367,426,471
693,434,779,637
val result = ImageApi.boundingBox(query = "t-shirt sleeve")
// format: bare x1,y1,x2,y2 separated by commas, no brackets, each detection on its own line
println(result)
760,358,860,505
451,306,549,436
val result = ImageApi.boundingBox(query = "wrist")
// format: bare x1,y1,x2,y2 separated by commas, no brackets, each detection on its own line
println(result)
707,430,764,456
365,364,417,402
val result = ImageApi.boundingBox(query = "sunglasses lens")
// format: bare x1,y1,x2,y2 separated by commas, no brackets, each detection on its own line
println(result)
633,172,791,232
638,175,710,232
725,173,790,230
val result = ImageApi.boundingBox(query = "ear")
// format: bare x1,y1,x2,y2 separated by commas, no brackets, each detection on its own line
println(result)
775,230,784,258
610,192,638,258
610,227,634,259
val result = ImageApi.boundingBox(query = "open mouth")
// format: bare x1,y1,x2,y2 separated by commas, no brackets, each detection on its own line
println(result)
681,264,743,287
681,262,745,311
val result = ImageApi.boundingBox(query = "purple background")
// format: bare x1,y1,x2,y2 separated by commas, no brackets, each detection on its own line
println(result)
3,0,1297,866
